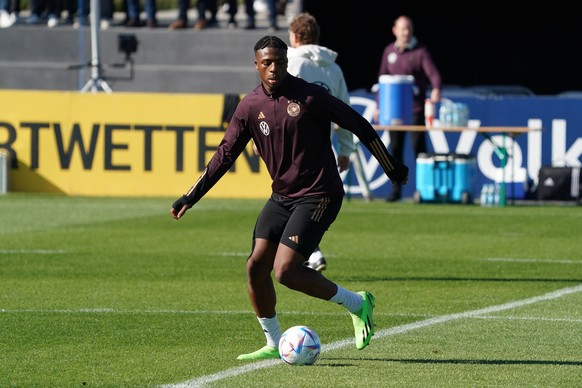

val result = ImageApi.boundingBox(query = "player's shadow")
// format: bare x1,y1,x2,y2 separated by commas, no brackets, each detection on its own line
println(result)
320,357,582,366
336,276,582,283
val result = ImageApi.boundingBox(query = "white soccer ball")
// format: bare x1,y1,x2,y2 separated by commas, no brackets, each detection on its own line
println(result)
278,325,321,365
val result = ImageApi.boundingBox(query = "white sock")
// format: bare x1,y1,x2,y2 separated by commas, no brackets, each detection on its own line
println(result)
257,314,282,347
308,248,324,264
329,285,363,313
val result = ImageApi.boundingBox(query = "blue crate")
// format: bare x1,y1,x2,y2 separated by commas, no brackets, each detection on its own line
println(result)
414,153,476,204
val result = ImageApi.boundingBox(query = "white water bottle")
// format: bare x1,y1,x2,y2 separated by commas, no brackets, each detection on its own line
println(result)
486,184,495,206
493,183,501,206
424,99,434,128
480,184,488,206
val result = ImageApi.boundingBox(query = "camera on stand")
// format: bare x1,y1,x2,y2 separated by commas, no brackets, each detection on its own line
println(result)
118,34,138,61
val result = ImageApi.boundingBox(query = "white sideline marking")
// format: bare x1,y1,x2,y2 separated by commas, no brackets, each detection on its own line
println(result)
482,258,580,264
161,284,582,388
471,315,582,323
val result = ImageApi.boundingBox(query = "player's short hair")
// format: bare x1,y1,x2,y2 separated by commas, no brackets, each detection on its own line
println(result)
254,35,288,53
289,12,320,45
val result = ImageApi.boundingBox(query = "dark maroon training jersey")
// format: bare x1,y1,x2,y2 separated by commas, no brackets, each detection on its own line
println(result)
184,74,403,204
378,41,442,113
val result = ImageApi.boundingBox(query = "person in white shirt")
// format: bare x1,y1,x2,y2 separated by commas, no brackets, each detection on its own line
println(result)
287,12,355,272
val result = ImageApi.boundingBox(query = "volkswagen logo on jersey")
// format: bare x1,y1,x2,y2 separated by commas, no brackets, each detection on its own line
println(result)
259,121,270,136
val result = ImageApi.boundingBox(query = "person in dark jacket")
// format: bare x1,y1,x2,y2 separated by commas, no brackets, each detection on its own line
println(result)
377,15,442,201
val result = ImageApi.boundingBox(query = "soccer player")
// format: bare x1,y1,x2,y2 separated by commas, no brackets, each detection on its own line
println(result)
171,35,409,360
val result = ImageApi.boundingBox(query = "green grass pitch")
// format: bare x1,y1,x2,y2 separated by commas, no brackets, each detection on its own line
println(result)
0,194,580,387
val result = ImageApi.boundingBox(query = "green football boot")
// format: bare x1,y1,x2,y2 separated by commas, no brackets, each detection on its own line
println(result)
351,291,375,350
236,345,279,361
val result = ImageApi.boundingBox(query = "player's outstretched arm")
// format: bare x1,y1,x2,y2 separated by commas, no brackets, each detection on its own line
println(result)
324,94,408,183
170,169,209,220
365,137,409,184
169,120,250,220
170,195,191,220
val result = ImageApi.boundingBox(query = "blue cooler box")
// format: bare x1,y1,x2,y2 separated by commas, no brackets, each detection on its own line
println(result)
414,153,476,204
378,75,414,125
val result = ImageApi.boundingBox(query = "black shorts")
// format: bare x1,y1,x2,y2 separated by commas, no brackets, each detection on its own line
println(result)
253,193,343,259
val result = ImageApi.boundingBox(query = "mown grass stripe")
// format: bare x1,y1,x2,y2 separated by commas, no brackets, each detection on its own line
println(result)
0,249,68,254
482,258,580,264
